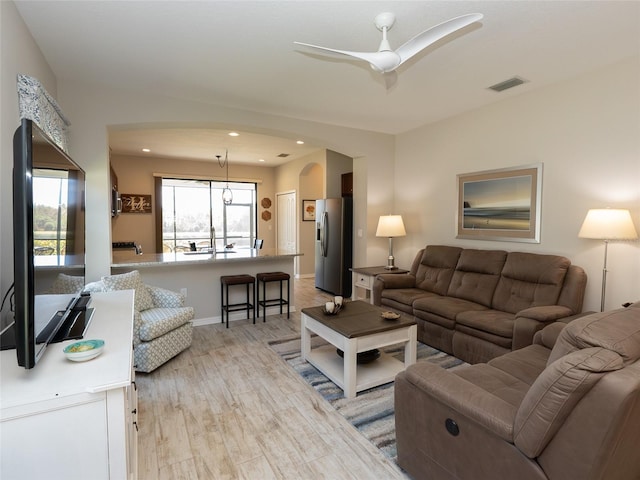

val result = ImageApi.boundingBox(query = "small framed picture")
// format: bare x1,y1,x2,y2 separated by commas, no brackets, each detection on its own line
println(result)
121,194,152,214
302,200,316,221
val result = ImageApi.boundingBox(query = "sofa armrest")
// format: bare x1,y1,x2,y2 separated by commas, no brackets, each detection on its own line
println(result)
401,362,516,441
372,274,416,305
514,307,588,350
147,285,185,307
516,305,573,322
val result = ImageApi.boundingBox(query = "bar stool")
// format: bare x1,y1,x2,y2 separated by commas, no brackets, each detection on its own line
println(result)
220,274,256,328
256,272,290,320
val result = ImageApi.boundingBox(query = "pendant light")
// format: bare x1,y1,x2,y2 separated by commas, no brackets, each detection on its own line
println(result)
217,149,233,205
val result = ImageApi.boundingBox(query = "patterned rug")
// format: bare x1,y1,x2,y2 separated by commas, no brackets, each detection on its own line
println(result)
268,335,467,462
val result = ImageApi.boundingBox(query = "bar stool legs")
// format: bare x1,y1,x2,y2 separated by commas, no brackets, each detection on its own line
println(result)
220,274,256,328
256,272,290,320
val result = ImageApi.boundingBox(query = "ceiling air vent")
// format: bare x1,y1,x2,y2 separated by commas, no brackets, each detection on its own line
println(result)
277,153,290,158
488,76,528,93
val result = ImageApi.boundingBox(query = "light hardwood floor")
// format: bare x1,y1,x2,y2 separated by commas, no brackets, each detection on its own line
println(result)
137,277,410,479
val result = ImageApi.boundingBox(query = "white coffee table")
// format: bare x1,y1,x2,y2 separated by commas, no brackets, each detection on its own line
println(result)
301,301,417,398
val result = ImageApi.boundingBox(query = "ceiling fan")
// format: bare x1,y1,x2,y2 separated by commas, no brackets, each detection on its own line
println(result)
294,12,483,74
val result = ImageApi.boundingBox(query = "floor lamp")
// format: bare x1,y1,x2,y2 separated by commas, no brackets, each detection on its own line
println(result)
578,208,638,312
376,215,406,270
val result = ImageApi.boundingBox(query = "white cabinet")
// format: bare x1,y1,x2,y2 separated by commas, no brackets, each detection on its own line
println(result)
1,291,137,480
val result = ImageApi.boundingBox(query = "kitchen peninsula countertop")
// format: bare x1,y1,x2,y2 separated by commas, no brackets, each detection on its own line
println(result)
111,247,301,268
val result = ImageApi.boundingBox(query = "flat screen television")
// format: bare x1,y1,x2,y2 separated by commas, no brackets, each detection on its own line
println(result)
0,119,89,369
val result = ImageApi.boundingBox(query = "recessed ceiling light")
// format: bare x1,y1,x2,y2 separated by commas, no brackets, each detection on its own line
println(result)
296,140,304,145
228,132,239,137
258,158,265,162
142,148,151,153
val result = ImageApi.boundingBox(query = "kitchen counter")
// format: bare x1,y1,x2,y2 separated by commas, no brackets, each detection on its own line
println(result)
112,247,300,268
111,247,301,325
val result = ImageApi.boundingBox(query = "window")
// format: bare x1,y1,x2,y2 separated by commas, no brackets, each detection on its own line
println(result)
33,168,70,256
161,178,256,252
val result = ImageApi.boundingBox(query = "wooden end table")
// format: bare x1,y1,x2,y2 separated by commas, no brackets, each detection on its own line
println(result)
351,266,409,304
301,301,417,398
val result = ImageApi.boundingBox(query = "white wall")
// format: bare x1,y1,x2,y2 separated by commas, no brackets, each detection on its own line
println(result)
394,57,640,312
0,1,58,326
54,81,395,281
275,150,325,276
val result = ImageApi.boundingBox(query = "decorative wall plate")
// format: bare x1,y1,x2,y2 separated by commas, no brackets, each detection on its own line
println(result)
261,197,272,208
261,210,272,221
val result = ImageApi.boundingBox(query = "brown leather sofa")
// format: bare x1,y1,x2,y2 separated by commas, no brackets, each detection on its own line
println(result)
394,303,640,480
373,245,587,364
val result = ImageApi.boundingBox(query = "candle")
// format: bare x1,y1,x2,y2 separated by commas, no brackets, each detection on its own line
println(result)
334,296,343,306
325,301,335,313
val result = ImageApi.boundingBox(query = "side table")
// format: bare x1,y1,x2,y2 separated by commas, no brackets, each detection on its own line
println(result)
350,266,409,304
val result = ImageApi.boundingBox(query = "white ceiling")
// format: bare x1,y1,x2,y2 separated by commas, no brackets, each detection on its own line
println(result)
15,1,640,165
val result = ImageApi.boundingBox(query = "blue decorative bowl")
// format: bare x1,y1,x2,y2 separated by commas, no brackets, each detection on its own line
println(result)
63,339,105,362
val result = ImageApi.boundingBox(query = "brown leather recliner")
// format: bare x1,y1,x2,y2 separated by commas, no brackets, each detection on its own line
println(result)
395,302,640,480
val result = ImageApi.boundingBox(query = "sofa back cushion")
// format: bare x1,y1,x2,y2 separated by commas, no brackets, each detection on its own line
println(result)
415,245,462,295
492,253,570,314
555,265,587,314
447,249,507,307
514,347,623,458
548,306,640,366
102,270,154,312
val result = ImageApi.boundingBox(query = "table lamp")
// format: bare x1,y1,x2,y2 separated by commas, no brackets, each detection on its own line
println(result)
578,208,638,311
376,215,406,270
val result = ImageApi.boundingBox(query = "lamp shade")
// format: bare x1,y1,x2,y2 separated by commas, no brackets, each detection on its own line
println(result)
578,209,638,240
376,215,406,237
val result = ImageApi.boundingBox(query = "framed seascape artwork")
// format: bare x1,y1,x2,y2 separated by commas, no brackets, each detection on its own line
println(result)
302,200,316,221
121,194,152,214
456,164,542,243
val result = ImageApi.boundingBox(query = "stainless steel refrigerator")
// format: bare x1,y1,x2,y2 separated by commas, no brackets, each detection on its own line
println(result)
315,198,353,297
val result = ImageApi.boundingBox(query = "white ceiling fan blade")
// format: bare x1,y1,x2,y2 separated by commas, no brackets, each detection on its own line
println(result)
294,41,401,73
395,13,483,67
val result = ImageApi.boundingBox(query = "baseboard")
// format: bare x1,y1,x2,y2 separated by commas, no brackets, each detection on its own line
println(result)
193,306,298,327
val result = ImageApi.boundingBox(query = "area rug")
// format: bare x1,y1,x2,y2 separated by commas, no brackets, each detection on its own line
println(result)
268,335,467,462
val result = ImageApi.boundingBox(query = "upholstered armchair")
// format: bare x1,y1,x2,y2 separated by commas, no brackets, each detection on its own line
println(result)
395,303,640,480
83,270,194,373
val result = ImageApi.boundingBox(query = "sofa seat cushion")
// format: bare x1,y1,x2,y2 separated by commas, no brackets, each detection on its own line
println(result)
457,309,515,339
488,344,550,386
414,295,488,319
414,309,456,329
139,306,194,342
382,288,435,313
456,325,513,350
454,363,532,409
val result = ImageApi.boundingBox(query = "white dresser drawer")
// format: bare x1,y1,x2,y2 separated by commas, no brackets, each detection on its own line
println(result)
355,274,372,289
